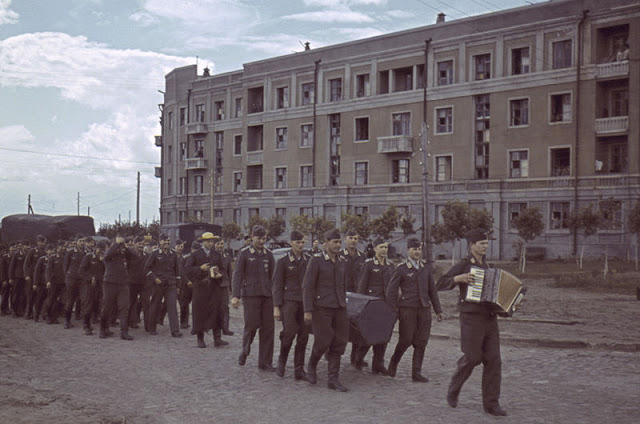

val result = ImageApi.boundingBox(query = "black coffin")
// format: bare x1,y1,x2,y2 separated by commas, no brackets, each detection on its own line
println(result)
346,292,396,345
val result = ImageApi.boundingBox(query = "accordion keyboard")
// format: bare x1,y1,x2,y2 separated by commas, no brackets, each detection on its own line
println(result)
465,267,485,302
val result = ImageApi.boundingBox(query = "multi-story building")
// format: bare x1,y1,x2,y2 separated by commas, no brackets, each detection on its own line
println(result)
156,0,639,260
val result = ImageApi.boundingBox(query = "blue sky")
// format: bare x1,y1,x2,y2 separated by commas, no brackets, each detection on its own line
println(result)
0,0,526,228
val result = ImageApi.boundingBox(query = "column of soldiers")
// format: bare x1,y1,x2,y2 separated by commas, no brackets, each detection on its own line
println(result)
0,226,507,417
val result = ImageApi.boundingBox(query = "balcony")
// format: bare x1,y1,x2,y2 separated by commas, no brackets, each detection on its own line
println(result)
155,135,162,146
596,60,629,79
246,150,263,165
377,135,413,154
595,116,628,135
184,158,208,170
186,122,208,135
154,167,162,178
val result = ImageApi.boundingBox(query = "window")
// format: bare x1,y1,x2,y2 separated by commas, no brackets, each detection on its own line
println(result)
474,54,491,80
393,67,413,92
509,203,527,228
247,125,263,151
179,177,186,195
167,111,173,129
276,208,286,217
246,165,263,190
300,124,313,148
248,86,264,113
233,209,241,224
416,65,425,89
249,208,260,218
194,175,204,194
392,112,411,136
550,202,570,229
329,114,341,186
552,40,572,69
166,211,172,224
392,159,410,183
235,98,243,118
276,86,289,109
233,171,242,192
214,174,223,193
178,211,186,223
179,142,186,161
510,98,529,126
355,74,370,97
550,93,572,123
167,178,172,196
355,117,369,142
214,101,224,120
275,167,287,189
611,89,629,116
438,60,454,86
509,150,529,178
301,82,314,105
194,139,204,157
475,94,490,179
550,147,571,176
596,139,628,174
329,78,342,102
214,209,223,218
194,210,203,221
276,127,288,150
299,207,312,216
179,108,186,126
234,135,242,156
167,145,172,164
435,107,453,134
354,162,368,185
195,103,205,122
354,206,368,216
512,47,530,75
300,165,313,188
435,155,452,181
379,70,389,94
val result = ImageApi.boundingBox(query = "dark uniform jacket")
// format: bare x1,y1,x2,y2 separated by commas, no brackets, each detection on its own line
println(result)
24,247,45,281
185,247,224,285
127,250,148,285
144,249,181,286
0,251,10,282
33,256,49,288
302,251,347,312
79,252,105,284
340,248,365,292
436,254,497,314
219,251,232,288
45,254,65,285
272,251,310,306
9,250,26,279
63,249,85,280
104,243,137,285
232,246,274,298
357,257,394,301
387,259,443,313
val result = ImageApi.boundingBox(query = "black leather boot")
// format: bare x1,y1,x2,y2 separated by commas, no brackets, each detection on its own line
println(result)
327,353,348,392
411,346,429,382
120,330,134,340
306,352,320,385
197,332,206,348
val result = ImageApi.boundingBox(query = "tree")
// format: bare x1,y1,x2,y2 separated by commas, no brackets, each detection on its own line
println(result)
98,221,160,240
310,215,335,241
599,198,622,277
399,212,416,235
511,206,544,273
628,202,640,271
222,222,242,241
341,211,371,240
568,203,601,269
245,214,268,235
266,214,286,241
290,214,313,238
370,206,399,240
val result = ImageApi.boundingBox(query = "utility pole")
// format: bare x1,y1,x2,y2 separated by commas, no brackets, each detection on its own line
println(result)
27,195,34,214
210,169,215,223
77,192,80,216
421,39,433,263
136,171,140,225
87,206,90,216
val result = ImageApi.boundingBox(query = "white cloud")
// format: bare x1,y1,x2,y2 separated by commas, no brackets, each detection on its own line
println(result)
129,10,157,27
333,27,385,40
0,0,18,26
303,0,387,6
136,0,257,31
283,9,374,23
386,9,414,19
0,125,35,146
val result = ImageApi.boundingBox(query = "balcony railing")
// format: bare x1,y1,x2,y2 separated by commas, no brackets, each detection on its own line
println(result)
154,167,162,178
377,135,413,154
596,60,629,79
246,150,263,165
155,135,162,146
595,116,628,134
186,122,208,135
184,158,208,170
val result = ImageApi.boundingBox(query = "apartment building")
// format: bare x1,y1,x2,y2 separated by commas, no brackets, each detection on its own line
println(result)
156,0,639,260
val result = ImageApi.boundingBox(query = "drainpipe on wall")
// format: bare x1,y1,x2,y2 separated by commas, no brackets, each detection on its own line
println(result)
422,39,433,263
573,10,588,256
185,89,192,220
312,59,321,218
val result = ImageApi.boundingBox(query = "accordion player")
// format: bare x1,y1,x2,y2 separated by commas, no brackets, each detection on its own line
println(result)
465,267,525,316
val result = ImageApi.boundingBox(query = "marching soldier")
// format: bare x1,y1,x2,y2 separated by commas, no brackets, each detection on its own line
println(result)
8,241,28,317
340,230,366,368
44,241,66,324
24,235,47,320
272,230,310,380
176,239,193,330
102,236,136,340
386,237,443,383
79,240,106,335
302,229,349,392
232,225,275,371
127,236,148,329
355,237,394,374
63,236,86,328
214,237,234,336
32,243,55,322
0,243,17,315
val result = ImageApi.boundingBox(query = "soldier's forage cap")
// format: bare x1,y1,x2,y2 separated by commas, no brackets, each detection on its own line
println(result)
251,225,267,237
96,241,108,249
464,229,489,244
200,232,217,241
191,240,201,250
407,237,421,249
290,230,304,242
346,230,358,237
36,234,47,243
373,237,387,248
324,228,341,242
159,233,170,241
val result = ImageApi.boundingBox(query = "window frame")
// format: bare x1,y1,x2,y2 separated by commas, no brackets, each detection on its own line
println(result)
549,91,573,124
275,126,288,151
434,154,453,182
354,116,370,143
434,106,454,134
233,171,242,193
300,123,313,148
508,149,530,178
473,53,492,81
436,59,454,86
508,96,530,128
551,38,573,70
300,164,313,188
274,166,288,190
354,161,369,186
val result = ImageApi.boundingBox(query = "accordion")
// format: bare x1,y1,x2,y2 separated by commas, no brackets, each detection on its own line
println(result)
465,267,525,315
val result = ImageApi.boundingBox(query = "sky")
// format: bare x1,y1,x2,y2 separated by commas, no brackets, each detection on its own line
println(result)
0,0,528,229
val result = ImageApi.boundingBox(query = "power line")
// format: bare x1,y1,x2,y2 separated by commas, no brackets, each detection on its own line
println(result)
0,147,157,164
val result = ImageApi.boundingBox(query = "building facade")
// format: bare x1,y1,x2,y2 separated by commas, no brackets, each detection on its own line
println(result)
156,0,639,260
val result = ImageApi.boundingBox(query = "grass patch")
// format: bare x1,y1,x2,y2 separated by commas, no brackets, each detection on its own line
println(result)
551,271,640,295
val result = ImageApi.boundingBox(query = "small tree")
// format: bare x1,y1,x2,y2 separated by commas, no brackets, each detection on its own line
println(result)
266,214,286,242
628,202,640,271
400,212,416,235
290,214,313,238
310,215,335,241
568,203,601,269
341,211,371,240
370,206,399,240
222,222,242,242
511,206,544,273
599,198,622,277
245,214,268,235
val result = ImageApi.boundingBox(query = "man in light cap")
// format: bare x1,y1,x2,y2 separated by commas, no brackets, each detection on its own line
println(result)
232,225,275,370
386,237,443,383
272,230,310,379
302,228,349,392
437,228,507,417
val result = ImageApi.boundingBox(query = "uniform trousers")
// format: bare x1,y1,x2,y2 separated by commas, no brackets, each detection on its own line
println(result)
128,283,146,326
179,281,192,326
11,278,26,316
241,295,274,368
64,276,83,320
101,282,130,331
32,285,48,319
81,282,100,327
0,281,12,314
44,284,65,321
279,299,309,368
310,306,348,357
148,283,179,334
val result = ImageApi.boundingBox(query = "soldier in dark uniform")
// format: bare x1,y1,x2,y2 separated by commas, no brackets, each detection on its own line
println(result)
302,229,349,392
8,241,28,317
231,225,275,371
101,236,136,340
144,234,182,337
127,236,148,329
340,230,366,367
437,229,507,417
177,239,193,330
79,241,106,335
24,235,47,319
62,236,86,328
44,241,66,324
355,238,394,374
32,243,55,322
214,237,234,336
272,230,310,380
1,243,17,315
309,239,321,255
386,237,443,383
185,232,227,348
